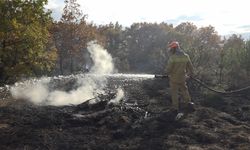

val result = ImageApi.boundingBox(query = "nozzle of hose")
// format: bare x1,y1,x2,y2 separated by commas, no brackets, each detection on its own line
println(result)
154,75,168,78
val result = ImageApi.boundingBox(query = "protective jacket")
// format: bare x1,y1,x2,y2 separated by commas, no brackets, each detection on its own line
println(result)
167,49,194,82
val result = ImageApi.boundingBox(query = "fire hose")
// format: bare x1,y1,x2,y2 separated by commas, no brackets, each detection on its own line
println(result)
154,75,250,95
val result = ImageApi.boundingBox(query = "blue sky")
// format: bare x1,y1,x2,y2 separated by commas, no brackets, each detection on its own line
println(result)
45,0,250,35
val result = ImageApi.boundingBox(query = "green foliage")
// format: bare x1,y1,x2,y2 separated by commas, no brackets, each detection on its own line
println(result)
0,0,56,83
124,22,177,73
222,35,249,87
1,0,249,90
241,40,250,72
97,22,129,72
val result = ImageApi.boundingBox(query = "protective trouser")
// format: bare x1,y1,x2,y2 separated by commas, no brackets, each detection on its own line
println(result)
170,80,191,110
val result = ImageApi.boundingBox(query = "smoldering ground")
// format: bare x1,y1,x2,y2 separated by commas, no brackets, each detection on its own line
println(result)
3,40,250,150
10,41,122,106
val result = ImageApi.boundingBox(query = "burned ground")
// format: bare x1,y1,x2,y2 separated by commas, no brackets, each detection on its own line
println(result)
0,78,250,150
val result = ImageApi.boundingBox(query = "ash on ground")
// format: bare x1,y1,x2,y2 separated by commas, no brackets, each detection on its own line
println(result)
0,77,250,150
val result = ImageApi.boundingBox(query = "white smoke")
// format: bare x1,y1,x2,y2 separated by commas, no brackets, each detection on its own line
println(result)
108,88,124,105
10,41,123,106
11,78,50,104
87,42,115,74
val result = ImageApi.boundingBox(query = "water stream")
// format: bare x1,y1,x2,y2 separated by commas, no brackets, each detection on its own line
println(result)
1,73,157,106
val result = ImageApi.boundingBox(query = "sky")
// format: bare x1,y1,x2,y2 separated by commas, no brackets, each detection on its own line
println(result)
45,0,250,36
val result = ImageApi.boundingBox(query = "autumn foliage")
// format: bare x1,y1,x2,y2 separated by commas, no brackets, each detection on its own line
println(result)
0,0,250,89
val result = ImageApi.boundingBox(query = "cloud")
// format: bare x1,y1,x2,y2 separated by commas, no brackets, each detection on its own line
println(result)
237,25,250,32
45,0,250,35
167,15,204,25
241,32,250,40
45,0,64,20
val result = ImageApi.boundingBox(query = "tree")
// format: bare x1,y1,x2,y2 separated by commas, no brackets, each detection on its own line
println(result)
0,0,57,83
97,22,130,72
222,35,247,87
53,0,96,74
187,26,221,83
175,22,197,36
243,40,250,72
123,22,183,73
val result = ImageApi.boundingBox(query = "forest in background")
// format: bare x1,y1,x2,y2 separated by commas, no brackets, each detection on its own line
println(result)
1,0,250,89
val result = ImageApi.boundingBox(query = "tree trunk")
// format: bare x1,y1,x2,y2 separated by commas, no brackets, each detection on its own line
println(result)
59,53,64,75
70,53,74,73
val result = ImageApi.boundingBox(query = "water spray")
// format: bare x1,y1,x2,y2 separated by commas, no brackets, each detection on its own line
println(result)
9,41,121,106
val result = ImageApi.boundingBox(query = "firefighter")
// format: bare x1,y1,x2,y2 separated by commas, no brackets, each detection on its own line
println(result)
166,41,195,119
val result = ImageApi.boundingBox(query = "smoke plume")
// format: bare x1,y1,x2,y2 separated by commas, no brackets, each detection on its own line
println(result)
87,42,115,74
10,41,122,106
